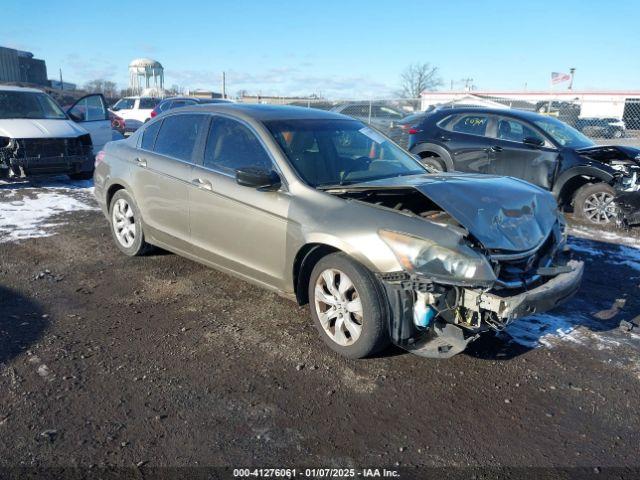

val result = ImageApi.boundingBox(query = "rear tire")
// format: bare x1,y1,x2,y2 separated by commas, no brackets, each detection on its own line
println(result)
573,183,617,225
109,190,153,256
421,155,446,172
308,253,389,359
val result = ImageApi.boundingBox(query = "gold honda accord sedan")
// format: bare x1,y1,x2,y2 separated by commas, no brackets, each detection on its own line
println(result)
94,104,583,359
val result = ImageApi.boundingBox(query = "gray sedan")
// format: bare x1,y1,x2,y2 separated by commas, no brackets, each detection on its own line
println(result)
94,104,583,359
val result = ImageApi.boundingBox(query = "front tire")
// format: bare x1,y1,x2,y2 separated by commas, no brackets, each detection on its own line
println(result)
421,155,446,172
109,190,152,256
573,183,617,225
308,253,389,359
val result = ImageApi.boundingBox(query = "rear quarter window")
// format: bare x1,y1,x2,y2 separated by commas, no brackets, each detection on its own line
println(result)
141,120,162,150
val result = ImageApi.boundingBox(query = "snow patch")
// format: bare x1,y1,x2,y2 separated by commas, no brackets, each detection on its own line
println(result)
0,179,98,243
506,236,640,350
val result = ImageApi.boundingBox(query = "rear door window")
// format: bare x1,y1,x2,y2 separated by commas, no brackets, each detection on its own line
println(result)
139,98,160,109
153,114,208,162
447,114,489,136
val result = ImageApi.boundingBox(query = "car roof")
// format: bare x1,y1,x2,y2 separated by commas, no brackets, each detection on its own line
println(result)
431,106,550,122
0,85,44,93
174,103,355,122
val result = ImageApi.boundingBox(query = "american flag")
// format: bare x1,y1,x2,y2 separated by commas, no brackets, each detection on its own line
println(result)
551,72,571,85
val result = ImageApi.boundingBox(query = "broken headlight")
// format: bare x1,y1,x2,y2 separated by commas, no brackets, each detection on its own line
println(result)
379,230,495,283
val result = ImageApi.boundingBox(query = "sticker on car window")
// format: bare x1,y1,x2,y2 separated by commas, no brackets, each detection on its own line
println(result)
359,127,387,144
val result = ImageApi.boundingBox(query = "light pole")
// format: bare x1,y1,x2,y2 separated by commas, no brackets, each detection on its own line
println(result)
568,68,576,90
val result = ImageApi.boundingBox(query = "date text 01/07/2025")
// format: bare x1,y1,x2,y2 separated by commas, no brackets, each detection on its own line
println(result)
232,468,401,478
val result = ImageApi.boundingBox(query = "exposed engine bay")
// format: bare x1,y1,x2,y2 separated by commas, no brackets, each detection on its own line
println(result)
578,145,640,192
0,135,93,178
329,179,582,358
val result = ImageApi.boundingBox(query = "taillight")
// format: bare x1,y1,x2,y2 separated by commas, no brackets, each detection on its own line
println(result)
150,109,157,118
407,127,422,135
95,150,106,167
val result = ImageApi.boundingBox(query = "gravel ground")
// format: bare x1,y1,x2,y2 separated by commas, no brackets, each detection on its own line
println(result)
1,178,639,478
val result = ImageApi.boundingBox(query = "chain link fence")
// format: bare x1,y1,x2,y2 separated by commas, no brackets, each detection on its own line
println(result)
235,94,640,150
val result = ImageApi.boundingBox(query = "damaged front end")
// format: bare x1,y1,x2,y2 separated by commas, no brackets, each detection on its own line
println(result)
330,175,584,358
0,135,93,179
576,146,640,226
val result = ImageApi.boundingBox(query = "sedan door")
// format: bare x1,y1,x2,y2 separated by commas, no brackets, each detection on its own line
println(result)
66,94,112,151
188,115,290,290
488,116,559,189
131,113,209,252
438,113,496,173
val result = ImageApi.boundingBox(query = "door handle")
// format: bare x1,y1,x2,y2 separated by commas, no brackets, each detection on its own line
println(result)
135,157,147,167
191,178,213,191
490,145,503,152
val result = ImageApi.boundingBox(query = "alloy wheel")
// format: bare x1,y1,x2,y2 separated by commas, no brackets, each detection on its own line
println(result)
583,191,616,224
314,268,363,346
112,198,136,247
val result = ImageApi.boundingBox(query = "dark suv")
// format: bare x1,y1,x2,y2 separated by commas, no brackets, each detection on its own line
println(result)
408,107,640,225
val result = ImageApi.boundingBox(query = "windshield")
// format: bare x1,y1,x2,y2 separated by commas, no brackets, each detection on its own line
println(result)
533,116,594,148
265,119,427,188
0,91,67,120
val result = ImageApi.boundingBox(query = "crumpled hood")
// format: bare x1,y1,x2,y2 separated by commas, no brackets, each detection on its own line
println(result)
344,173,559,252
576,145,640,165
0,119,88,139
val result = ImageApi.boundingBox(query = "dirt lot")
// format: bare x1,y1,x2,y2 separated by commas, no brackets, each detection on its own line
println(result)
1,178,640,478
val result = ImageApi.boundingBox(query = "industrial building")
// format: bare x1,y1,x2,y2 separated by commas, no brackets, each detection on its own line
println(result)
0,46,48,86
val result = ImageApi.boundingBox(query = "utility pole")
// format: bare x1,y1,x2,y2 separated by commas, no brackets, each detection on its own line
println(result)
59,68,63,91
568,67,576,90
221,71,226,99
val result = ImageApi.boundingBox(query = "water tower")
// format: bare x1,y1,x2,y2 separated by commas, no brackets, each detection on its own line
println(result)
128,58,164,95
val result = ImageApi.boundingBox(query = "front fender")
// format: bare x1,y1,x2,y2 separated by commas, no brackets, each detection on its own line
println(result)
302,231,398,274
552,164,616,198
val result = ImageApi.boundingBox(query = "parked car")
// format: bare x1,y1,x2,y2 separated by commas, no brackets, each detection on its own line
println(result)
386,112,429,148
94,104,583,359
408,107,640,225
331,102,405,132
150,96,232,119
110,96,160,125
0,86,111,179
575,117,626,139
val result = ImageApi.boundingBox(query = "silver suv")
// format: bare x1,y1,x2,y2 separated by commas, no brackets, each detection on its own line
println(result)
94,104,583,359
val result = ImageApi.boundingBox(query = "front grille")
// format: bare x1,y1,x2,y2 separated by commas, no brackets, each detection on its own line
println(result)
15,137,90,159
492,232,556,288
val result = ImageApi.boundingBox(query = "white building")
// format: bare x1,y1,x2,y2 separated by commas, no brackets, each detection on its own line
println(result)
129,58,164,95
420,90,640,123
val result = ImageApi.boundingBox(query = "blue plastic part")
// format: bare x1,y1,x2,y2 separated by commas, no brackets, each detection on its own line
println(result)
416,306,436,328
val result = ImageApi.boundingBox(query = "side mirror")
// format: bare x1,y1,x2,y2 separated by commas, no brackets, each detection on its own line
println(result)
236,167,281,191
523,136,544,147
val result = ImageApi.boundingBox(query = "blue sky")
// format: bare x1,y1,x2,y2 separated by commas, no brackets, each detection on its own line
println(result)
3,0,639,97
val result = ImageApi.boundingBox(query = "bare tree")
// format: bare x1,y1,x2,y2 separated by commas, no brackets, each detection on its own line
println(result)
84,79,118,98
399,63,442,98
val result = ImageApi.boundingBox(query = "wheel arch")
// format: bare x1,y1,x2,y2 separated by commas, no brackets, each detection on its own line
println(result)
293,243,341,305
410,143,454,171
552,166,615,208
